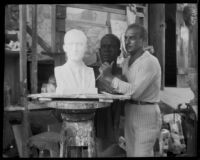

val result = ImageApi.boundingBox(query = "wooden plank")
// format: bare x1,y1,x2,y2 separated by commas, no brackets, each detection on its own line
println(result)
12,124,32,157
51,5,56,53
148,4,165,90
56,5,66,19
28,93,131,100
56,31,65,53
106,12,112,34
58,4,126,15
31,5,38,94
19,5,27,98
12,125,23,157
4,102,51,111
57,19,107,32
19,5,29,157
26,25,51,53
143,4,148,44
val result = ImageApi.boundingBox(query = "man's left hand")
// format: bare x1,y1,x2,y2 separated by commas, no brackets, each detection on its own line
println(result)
99,62,114,82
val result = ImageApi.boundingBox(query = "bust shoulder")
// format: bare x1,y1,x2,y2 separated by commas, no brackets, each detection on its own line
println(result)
54,63,67,72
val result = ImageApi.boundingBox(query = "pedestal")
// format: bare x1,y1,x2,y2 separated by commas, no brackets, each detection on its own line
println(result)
46,101,111,158
59,109,96,157
27,93,131,157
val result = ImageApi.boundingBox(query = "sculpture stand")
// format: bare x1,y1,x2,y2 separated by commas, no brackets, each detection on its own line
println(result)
27,93,130,157
59,109,96,157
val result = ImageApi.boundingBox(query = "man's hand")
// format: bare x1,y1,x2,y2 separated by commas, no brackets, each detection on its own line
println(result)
99,62,114,82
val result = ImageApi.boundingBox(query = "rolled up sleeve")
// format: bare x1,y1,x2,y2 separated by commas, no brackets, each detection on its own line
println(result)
111,60,157,99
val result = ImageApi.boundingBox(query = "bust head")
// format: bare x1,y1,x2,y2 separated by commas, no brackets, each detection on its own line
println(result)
63,29,87,62
183,5,197,27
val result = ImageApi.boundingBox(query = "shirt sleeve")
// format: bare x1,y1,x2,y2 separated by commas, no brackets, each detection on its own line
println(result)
111,60,159,99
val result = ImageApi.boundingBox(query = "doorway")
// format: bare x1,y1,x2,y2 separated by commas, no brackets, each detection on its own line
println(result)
165,4,177,87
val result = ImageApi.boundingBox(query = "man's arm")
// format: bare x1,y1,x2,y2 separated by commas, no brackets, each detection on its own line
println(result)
111,60,159,99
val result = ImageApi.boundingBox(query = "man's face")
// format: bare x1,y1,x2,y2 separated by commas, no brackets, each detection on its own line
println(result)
100,37,120,64
63,37,86,61
125,28,143,55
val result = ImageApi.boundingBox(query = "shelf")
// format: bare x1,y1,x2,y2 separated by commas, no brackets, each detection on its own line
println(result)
5,49,19,57
5,49,53,62
4,101,51,112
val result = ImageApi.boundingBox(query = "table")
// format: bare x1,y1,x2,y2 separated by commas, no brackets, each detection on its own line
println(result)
160,87,197,118
28,93,130,157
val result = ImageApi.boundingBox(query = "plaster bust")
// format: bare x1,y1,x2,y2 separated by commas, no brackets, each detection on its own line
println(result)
54,29,97,94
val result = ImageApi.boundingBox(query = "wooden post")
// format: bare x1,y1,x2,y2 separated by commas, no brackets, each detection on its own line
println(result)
148,4,165,90
143,4,148,45
106,12,112,34
19,5,29,157
26,25,51,52
31,5,38,93
51,5,56,53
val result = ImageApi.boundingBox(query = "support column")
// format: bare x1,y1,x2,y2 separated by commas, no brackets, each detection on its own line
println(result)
148,4,165,90
19,4,29,157
59,109,96,157
31,5,38,93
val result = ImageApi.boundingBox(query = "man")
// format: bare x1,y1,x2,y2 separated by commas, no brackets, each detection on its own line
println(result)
99,24,162,157
55,29,97,94
90,34,124,154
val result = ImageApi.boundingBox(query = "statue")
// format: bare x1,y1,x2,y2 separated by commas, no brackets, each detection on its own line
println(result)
54,29,97,94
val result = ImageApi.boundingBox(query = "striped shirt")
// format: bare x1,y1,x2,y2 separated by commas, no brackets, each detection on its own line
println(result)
111,51,161,102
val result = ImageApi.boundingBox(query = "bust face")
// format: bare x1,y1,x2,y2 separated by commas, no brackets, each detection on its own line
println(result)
63,30,87,62
183,5,197,27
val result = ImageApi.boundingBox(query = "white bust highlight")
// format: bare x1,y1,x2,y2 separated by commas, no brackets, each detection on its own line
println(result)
54,29,97,94
63,29,87,62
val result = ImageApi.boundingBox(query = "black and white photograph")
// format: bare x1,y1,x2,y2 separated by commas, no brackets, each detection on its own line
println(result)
3,3,198,158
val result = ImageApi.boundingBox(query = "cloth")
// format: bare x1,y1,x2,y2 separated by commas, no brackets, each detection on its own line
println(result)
111,51,162,157
54,60,97,94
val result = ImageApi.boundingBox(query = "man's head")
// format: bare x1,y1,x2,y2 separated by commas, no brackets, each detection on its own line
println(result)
63,29,87,62
99,34,121,64
125,24,147,55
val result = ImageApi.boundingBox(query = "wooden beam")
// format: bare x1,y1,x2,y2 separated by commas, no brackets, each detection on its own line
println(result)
31,5,38,94
19,5,29,157
106,12,112,34
56,5,66,19
26,25,51,53
143,4,148,46
58,4,126,15
57,19,107,32
51,5,56,53
148,4,165,90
